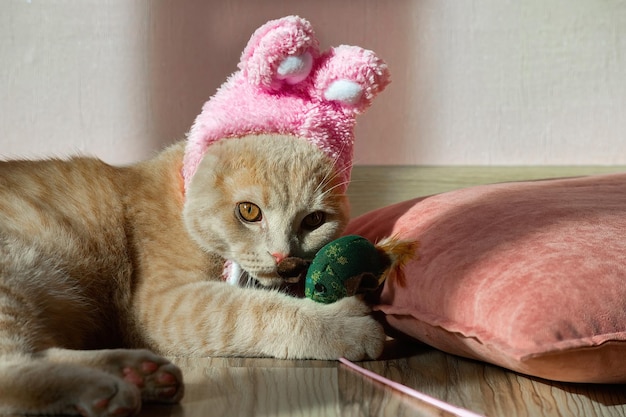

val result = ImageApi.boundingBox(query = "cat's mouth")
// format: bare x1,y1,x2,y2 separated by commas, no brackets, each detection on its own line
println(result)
252,257,311,289
277,257,311,282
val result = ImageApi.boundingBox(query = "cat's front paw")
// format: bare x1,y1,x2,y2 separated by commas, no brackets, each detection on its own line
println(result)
296,296,385,360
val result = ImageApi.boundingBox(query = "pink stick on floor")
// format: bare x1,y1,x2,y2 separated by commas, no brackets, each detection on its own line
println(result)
339,357,486,417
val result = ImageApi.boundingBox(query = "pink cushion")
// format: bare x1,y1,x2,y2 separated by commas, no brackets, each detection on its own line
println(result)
346,172,626,383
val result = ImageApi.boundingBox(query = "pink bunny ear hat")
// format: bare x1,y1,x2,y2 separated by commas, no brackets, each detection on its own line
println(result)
182,15,391,193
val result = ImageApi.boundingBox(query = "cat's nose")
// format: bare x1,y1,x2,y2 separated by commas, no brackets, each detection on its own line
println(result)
272,252,288,264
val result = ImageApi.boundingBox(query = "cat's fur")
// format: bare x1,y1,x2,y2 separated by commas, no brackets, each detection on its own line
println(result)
0,134,385,416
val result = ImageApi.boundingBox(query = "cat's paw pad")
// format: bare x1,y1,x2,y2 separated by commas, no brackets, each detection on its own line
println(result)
75,376,140,417
121,360,183,403
240,15,320,90
312,45,391,112
102,349,184,404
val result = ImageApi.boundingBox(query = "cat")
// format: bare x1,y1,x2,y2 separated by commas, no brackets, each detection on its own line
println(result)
0,133,386,416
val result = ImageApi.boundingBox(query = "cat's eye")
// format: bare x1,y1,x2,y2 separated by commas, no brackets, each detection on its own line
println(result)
301,211,326,230
237,202,262,222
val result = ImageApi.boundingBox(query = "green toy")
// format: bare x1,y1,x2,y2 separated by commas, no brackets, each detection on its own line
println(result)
304,235,417,304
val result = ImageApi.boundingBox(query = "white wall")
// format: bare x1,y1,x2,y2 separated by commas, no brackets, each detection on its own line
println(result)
1,0,625,165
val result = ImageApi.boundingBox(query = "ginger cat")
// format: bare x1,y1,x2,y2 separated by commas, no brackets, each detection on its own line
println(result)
0,134,385,416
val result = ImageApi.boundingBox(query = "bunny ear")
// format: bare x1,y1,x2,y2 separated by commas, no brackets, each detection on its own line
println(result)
312,45,391,113
183,16,391,193
239,15,320,91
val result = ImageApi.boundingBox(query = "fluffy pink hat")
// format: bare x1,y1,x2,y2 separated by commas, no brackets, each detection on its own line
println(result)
182,16,390,192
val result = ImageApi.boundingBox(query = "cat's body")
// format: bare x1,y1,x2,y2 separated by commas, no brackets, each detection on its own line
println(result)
0,134,385,416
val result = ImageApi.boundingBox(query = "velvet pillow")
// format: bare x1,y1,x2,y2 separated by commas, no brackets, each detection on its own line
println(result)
346,172,626,383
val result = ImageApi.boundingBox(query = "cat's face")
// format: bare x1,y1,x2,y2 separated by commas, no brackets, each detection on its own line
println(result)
183,134,350,287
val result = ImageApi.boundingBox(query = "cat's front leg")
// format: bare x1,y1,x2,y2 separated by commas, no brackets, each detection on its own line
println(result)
137,281,385,360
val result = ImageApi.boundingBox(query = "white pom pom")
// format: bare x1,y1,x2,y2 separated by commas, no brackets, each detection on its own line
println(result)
277,52,313,84
323,79,363,105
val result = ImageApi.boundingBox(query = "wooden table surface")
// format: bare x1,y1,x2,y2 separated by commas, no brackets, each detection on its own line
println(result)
144,166,626,417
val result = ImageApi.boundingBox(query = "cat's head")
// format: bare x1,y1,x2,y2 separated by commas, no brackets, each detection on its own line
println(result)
183,134,350,288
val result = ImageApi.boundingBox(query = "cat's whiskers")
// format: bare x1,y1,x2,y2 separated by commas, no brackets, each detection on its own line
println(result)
240,270,257,289
319,178,351,200
312,143,348,196
314,165,350,202
312,163,337,196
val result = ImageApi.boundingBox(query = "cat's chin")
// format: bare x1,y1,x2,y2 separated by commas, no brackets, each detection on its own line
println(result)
253,275,286,289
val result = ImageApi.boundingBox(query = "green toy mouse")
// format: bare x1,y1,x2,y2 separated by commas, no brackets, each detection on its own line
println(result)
304,235,417,304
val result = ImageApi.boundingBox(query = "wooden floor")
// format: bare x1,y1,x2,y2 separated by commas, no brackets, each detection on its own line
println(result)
147,345,626,417
147,166,626,417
